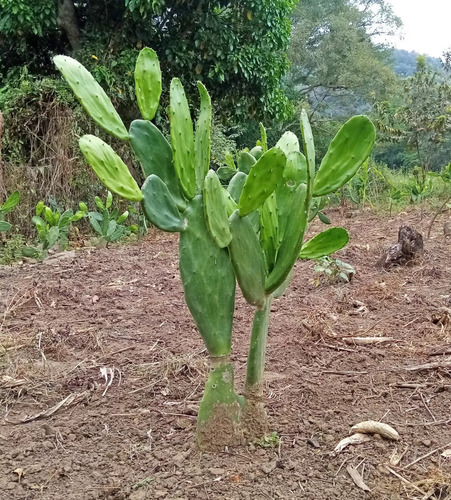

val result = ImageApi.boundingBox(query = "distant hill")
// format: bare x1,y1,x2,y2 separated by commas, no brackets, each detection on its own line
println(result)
392,49,443,77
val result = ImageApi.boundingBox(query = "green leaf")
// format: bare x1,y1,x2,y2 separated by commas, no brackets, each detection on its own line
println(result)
0,191,20,214
0,221,12,231
106,191,113,209
299,227,349,260
318,211,331,224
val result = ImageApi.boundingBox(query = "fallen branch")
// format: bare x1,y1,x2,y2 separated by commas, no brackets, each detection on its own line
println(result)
403,441,451,469
385,466,427,496
405,358,451,372
343,337,395,345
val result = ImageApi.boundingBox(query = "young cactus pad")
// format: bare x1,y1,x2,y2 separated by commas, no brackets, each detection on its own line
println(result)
134,47,162,121
53,56,129,140
79,135,143,202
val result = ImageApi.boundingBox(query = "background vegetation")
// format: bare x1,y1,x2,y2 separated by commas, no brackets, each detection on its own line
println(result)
0,0,450,252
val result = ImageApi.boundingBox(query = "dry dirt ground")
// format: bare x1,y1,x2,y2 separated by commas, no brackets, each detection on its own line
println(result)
0,208,450,500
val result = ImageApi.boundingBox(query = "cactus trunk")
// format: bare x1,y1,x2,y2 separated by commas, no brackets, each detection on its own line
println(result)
242,297,272,439
196,356,244,450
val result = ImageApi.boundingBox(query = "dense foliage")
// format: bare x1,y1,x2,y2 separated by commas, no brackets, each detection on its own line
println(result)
0,0,297,122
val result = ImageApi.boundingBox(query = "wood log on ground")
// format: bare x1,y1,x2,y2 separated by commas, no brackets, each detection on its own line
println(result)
378,226,423,269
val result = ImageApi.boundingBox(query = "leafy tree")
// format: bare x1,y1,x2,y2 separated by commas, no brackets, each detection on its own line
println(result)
0,0,297,122
375,56,451,177
286,0,400,117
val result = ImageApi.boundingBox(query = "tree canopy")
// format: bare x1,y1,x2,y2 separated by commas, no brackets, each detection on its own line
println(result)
287,0,401,116
0,0,297,122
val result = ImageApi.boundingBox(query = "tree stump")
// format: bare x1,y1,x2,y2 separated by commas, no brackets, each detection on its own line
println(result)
378,226,424,269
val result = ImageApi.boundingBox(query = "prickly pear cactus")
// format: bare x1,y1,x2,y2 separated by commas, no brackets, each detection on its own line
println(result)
55,48,375,448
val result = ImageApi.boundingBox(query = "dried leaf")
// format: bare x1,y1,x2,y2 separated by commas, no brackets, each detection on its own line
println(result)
351,420,399,441
441,449,451,458
334,433,372,453
346,466,371,491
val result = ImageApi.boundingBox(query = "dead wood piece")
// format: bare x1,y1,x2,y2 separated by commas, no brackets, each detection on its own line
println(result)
343,336,395,345
429,344,451,356
405,358,451,372
378,225,424,269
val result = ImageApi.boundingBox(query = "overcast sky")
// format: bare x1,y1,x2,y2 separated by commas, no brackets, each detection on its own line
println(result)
387,0,451,57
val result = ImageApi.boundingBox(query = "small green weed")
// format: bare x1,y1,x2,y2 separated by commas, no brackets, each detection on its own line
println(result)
0,234,25,265
254,431,280,448
314,256,355,284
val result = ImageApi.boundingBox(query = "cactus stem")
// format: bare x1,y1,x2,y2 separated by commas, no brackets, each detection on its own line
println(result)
242,296,272,439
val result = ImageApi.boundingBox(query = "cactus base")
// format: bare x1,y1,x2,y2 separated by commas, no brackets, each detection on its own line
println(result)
196,356,245,450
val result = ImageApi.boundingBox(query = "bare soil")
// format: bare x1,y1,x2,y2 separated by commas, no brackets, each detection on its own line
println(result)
0,208,450,500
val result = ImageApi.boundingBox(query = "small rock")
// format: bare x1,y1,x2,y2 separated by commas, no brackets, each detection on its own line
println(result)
154,490,168,498
307,437,320,448
422,439,432,447
5,482,16,490
208,467,225,476
261,460,277,474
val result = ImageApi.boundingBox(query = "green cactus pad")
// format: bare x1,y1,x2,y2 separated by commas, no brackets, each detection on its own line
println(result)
300,110,315,193
237,151,257,174
265,183,308,293
271,269,293,299
260,192,279,273
142,175,186,232
276,131,300,156
313,116,376,197
285,151,308,187
203,170,232,248
216,165,237,181
179,196,235,356
134,47,162,121
53,55,129,140
259,123,268,152
129,120,186,211
79,135,143,201
227,172,247,203
299,227,349,260
238,148,286,217
194,82,212,193
249,146,263,160
228,210,266,308
170,78,196,199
